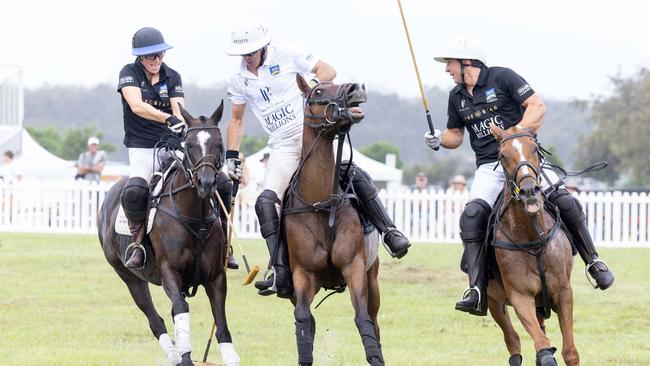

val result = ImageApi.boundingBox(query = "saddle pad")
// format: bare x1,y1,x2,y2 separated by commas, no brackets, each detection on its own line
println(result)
115,205,157,236
364,229,379,270
114,160,179,236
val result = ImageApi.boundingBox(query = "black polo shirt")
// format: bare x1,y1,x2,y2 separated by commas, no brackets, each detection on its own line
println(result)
117,61,184,148
446,66,535,167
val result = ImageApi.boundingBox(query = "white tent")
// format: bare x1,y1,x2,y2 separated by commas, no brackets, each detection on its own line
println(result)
6,129,77,181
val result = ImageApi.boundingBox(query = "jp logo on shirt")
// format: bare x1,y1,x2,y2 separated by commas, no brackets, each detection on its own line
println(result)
269,65,280,76
260,87,272,103
485,88,497,103
119,76,134,85
517,84,531,96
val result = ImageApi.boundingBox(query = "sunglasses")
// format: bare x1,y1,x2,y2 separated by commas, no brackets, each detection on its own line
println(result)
143,52,165,60
242,49,259,57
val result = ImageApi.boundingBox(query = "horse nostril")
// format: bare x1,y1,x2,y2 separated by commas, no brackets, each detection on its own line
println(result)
347,83,357,95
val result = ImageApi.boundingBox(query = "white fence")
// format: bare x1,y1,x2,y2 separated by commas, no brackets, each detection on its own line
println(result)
0,68,23,127
1,181,649,247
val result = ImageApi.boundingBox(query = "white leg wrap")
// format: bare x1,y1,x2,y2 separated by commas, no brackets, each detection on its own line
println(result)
158,333,182,366
173,312,192,356
219,342,241,366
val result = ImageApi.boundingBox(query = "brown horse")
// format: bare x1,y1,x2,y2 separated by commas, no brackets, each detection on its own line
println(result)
487,124,578,366
282,76,383,365
97,102,240,366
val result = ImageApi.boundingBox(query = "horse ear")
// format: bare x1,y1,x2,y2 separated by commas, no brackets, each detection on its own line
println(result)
296,74,311,95
210,99,224,124
177,102,194,124
490,123,504,142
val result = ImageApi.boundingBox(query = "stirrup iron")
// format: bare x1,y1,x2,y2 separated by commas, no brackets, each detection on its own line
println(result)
460,285,482,311
258,267,278,296
584,258,610,289
124,242,147,270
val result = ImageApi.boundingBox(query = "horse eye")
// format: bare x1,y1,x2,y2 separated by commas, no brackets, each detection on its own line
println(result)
315,89,322,96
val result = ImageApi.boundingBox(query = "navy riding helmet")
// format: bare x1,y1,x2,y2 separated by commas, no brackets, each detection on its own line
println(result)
132,27,173,56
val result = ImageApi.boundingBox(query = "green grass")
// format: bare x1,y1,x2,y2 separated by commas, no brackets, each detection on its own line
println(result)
0,233,648,365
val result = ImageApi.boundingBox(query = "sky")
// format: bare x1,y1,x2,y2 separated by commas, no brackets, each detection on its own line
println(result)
2,0,648,101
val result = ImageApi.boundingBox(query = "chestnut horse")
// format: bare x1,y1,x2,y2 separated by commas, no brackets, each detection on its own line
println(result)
282,76,383,365
487,124,578,366
97,102,240,366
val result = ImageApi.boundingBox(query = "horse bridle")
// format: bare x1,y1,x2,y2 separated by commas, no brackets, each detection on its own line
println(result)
498,132,542,201
183,125,224,181
303,82,362,134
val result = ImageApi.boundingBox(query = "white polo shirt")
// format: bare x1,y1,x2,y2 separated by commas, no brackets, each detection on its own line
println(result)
227,44,319,148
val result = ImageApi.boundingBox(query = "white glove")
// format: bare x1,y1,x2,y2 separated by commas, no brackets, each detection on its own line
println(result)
307,77,320,89
225,158,243,181
424,129,442,150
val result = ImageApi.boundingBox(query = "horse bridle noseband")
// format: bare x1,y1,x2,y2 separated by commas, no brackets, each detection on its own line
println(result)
498,132,542,201
303,82,362,134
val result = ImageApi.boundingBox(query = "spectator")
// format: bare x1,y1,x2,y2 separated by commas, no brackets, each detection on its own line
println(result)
448,174,468,194
76,137,107,182
412,172,428,192
1,150,22,184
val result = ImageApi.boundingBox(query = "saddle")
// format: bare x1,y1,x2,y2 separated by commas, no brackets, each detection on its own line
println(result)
460,191,577,278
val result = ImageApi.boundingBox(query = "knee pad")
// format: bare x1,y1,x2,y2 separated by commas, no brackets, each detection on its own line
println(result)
346,162,378,201
255,190,281,238
121,177,149,222
547,188,585,226
459,199,492,242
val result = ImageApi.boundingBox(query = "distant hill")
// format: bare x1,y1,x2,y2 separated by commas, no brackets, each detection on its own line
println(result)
24,83,592,170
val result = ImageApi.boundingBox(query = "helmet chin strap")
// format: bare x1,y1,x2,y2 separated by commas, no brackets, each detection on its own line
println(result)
460,61,466,88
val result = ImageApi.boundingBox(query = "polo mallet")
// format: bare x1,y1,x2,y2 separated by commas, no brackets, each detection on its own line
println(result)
396,0,439,150
214,177,260,285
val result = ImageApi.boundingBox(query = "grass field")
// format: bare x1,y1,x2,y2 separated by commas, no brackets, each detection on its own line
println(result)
0,233,648,365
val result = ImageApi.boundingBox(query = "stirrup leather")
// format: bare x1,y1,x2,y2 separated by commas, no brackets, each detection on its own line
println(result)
124,242,147,270
459,285,483,311
258,267,278,296
584,258,610,289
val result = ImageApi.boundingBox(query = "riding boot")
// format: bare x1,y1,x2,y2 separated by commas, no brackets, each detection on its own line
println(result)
549,189,614,290
125,220,145,268
456,199,491,316
347,162,411,258
455,239,488,316
254,190,293,298
121,177,150,269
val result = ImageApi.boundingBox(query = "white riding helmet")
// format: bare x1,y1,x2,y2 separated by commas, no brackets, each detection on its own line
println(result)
226,19,272,56
433,38,486,65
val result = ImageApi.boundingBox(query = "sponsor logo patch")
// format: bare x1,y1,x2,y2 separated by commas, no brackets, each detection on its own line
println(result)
485,88,497,103
119,76,134,85
517,84,531,96
159,84,168,98
305,54,314,61
174,85,183,94
270,64,280,76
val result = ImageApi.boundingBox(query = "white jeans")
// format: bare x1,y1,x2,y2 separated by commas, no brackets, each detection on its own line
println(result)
469,161,561,208
262,135,302,201
129,147,183,183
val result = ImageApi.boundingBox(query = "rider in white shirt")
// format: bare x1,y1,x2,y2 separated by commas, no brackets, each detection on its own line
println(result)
224,20,411,298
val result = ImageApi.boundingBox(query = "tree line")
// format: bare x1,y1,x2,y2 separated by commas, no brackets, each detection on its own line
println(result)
24,70,646,187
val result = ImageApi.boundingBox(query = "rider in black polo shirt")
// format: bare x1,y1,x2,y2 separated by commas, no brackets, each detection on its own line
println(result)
117,27,187,268
424,38,614,316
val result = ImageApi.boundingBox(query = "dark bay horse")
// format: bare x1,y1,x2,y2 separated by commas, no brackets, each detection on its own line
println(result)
97,102,240,366
282,76,383,365
487,124,578,366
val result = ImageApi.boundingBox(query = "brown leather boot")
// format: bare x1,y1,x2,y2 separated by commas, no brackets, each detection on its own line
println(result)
226,245,239,270
125,221,145,268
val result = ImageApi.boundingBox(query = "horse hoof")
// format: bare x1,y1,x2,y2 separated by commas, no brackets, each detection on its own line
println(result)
509,353,523,366
536,347,558,366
